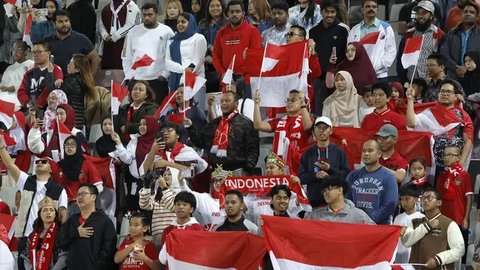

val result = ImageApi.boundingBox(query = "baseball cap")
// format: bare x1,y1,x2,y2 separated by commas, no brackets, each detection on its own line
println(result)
413,0,435,14
314,116,333,127
376,124,398,137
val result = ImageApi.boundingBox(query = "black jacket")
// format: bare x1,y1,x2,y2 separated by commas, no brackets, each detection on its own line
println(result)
67,0,96,44
57,210,116,270
62,73,86,128
188,113,259,173
115,102,158,135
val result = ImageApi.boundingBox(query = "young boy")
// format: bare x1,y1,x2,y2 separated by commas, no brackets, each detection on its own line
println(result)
393,184,425,263
358,85,375,124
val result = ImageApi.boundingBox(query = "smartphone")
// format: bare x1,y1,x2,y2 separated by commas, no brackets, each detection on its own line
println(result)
332,47,336,56
36,109,45,120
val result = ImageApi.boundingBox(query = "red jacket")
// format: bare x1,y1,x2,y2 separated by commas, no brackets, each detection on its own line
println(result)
17,64,63,109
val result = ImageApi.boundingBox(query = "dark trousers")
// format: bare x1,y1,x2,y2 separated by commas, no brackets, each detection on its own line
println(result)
461,227,469,264
17,236,27,270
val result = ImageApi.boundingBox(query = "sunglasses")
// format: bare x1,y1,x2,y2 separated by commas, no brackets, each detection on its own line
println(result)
35,160,49,165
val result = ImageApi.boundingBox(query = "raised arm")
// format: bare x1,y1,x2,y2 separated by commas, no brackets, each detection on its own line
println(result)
253,90,273,132
405,86,416,128
0,136,21,181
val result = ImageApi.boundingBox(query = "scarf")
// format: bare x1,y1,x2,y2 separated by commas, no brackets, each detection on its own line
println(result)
211,110,238,157
272,114,302,157
44,103,75,158
58,135,84,180
44,90,68,132
110,0,129,35
157,142,185,161
135,115,160,169
29,223,58,270
168,13,198,90
439,162,464,201
462,51,480,96
95,117,117,158
323,71,360,127
211,185,227,209
337,42,377,94
410,176,428,187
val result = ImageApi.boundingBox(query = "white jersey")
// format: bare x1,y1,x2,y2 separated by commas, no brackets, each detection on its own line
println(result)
393,211,425,263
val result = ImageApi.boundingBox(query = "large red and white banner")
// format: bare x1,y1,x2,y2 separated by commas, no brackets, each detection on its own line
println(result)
262,215,401,270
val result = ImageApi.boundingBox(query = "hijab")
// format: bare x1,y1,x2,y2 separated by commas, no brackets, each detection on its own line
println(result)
337,42,377,95
95,117,117,158
135,115,160,169
44,90,68,132
461,51,480,97
58,135,84,180
168,13,198,90
323,70,360,127
44,104,76,158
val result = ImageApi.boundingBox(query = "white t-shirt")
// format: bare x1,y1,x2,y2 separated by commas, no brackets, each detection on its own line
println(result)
393,211,425,263
17,172,68,236
0,241,14,270
0,60,34,111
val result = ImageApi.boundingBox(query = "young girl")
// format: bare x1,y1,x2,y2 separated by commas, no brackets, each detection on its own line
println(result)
164,0,183,32
114,212,160,270
406,157,432,190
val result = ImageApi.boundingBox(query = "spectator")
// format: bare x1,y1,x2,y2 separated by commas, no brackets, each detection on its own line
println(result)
57,184,117,270
0,140,67,270
253,89,313,173
261,1,290,46
164,0,183,32
445,0,480,32
299,116,350,208
139,168,178,247
98,0,141,69
411,77,428,103
288,0,321,35
389,81,405,107
305,176,375,224
397,1,444,84
358,85,375,124
323,71,360,127
347,0,397,81
22,197,65,270
186,90,259,175
43,89,68,133
361,82,407,132
165,12,207,100
460,51,480,98
406,157,433,189
44,10,100,76
17,41,63,110
191,0,205,22
346,140,398,224
0,41,34,111
401,188,464,269
375,124,408,183
397,0,442,35
66,0,96,44
268,185,293,218
29,0,58,43
246,0,272,33
309,0,349,115
114,212,160,269
215,190,259,233
440,1,480,80
436,145,473,264
393,184,425,263
94,117,117,158
212,0,262,83
57,135,103,214
123,3,173,105
405,79,473,172
327,42,377,96
424,53,448,102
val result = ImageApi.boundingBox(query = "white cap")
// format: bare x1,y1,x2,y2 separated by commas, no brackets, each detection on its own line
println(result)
314,116,333,127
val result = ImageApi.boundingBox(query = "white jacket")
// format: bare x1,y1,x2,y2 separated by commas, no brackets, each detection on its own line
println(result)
348,19,397,78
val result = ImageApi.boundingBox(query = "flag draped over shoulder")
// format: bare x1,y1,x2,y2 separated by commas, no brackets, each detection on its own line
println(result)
165,230,266,270
262,215,401,270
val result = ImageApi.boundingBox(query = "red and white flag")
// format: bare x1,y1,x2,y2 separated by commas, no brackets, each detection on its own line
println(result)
184,70,206,101
84,155,116,216
154,90,177,119
0,130,15,147
299,43,310,92
262,216,401,270
401,35,423,69
0,213,16,245
246,41,307,107
221,55,236,86
111,81,129,115
0,99,15,129
164,230,266,270
359,31,380,57
125,54,155,79
57,118,72,159
391,264,419,270
23,13,32,45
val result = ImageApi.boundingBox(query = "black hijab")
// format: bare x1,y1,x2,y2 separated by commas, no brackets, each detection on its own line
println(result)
58,135,84,180
461,51,480,97
95,117,117,158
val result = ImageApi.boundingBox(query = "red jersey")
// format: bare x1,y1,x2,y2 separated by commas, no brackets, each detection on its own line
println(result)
436,169,473,225
268,115,312,151
379,151,408,172
118,237,158,270
361,108,407,132
57,157,102,201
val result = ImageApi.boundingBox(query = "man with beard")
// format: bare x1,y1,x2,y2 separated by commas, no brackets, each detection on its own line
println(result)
440,1,480,80
397,1,444,84
215,190,259,234
44,10,100,77
346,140,398,224
122,3,173,105
261,1,290,46
375,124,408,184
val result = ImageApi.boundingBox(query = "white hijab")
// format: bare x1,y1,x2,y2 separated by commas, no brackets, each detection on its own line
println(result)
323,71,360,128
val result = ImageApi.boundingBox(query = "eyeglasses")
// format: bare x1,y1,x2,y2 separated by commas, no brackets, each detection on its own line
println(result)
32,50,47,55
439,89,455,95
161,128,176,133
64,142,77,148
285,98,301,103
421,195,437,201
444,153,459,158
322,186,340,194
35,160,48,164
285,32,302,38
76,192,94,198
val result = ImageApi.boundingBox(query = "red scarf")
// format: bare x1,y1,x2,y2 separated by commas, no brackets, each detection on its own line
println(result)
272,114,303,157
211,185,227,209
439,162,464,201
211,110,238,157
410,176,428,187
157,142,185,161
29,223,58,270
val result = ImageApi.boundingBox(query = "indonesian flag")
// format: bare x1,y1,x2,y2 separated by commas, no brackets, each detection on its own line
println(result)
391,264,419,270
246,41,307,107
299,43,309,92
23,13,32,45
164,230,266,269
111,81,129,115
395,101,437,115
0,213,16,245
154,90,177,118
221,55,235,86
0,99,15,129
57,118,72,159
401,35,423,69
84,155,116,216
262,216,401,270
0,130,15,147
184,70,206,101
359,31,380,58
124,54,155,80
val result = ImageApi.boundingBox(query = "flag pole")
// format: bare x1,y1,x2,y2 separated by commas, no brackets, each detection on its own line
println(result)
409,34,424,87
258,42,268,92
110,80,115,131
183,70,186,119
229,54,236,90
56,117,63,160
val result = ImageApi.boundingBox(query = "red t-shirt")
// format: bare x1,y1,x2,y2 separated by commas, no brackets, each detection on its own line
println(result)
379,151,408,172
118,237,158,270
57,158,102,201
361,109,407,132
437,170,473,225
0,201,11,215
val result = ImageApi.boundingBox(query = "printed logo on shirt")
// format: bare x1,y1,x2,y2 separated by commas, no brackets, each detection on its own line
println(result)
454,178,462,186
351,177,385,210
225,36,241,45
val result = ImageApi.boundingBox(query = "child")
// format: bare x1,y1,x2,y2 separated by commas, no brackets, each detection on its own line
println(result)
164,0,183,32
114,212,160,270
393,184,424,263
406,157,432,190
411,78,427,103
358,85,374,124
